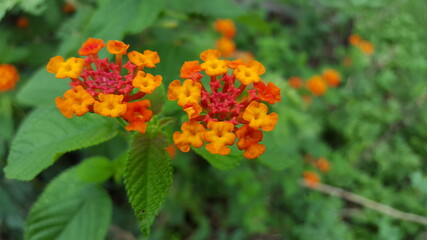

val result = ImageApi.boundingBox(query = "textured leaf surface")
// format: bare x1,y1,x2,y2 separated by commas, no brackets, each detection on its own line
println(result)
124,133,173,236
25,167,112,240
4,106,118,180
192,146,243,170
17,67,69,106
76,156,115,183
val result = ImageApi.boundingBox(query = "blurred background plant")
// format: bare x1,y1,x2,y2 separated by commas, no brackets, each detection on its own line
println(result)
1,0,427,239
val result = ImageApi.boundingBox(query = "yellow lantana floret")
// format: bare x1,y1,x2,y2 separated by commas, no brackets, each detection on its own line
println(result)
167,79,202,107
107,40,130,55
55,86,95,118
55,57,85,79
128,50,160,68
183,102,202,119
173,120,206,152
93,93,127,117
242,101,278,131
200,49,228,76
46,56,65,74
132,71,162,94
205,121,236,155
233,60,265,85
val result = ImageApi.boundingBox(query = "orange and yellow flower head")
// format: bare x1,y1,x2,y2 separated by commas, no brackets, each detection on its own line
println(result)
322,69,341,87
306,75,327,96
348,34,374,56
169,49,280,159
0,64,19,92
215,19,236,39
47,38,162,133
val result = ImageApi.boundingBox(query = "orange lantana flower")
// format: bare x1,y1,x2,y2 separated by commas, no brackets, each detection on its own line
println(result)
205,121,236,155
180,61,203,79
233,60,265,85
215,19,236,38
132,71,162,94
215,37,236,57
303,171,319,187
200,49,228,76
242,101,278,131
128,50,160,68
78,38,105,56
173,120,206,152
288,76,303,89
55,86,95,118
55,57,85,79
322,69,341,87
107,40,130,55
93,93,127,117
316,157,330,172
254,82,281,104
306,75,327,96
359,41,374,55
121,100,153,133
170,49,279,159
167,79,202,107
348,34,361,46
47,38,161,133
236,124,265,159
0,64,19,92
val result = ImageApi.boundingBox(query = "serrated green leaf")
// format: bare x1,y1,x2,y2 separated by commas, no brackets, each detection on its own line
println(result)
25,167,112,240
192,145,243,170
4,106,118,180
124,132,172,236
76,156,114,183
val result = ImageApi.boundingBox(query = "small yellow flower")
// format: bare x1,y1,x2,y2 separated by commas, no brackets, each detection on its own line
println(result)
128,50,160,68
200,49,228,76
46,56,64,74
242,101,278,131
205,121,236,155
233,60,265,85
55,86,95,118
93,93,127,117
167,79,202,107
173,120,206,152
56,57,85,79
107,40,130,55
132,71,162,94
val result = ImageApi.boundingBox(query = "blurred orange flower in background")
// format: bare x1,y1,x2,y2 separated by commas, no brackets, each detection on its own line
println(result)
306,75,327,96
0,64,19,92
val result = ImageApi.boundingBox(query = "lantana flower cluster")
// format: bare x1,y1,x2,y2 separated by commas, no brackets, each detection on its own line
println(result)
0,64,19,92
168,49,280,159
47,38,162,133
287,68,341,101
348,34,374,55
214,19,236,57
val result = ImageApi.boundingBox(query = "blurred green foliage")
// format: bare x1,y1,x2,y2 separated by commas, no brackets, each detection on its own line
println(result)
1,0,427,239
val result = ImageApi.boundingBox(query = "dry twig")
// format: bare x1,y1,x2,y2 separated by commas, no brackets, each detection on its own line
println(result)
300,180,427,226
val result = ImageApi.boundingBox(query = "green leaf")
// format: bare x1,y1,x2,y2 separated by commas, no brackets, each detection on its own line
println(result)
4,106,118,180
76,156,115,183
25,167,112,240
192,145,243,170
0,95,14,139
124,132,173,236
17,67,69,107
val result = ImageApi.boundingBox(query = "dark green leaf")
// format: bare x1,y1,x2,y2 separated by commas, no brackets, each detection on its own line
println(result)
4,106,118,180
124,132,173,236
76,156,115,183
25,167,112,240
